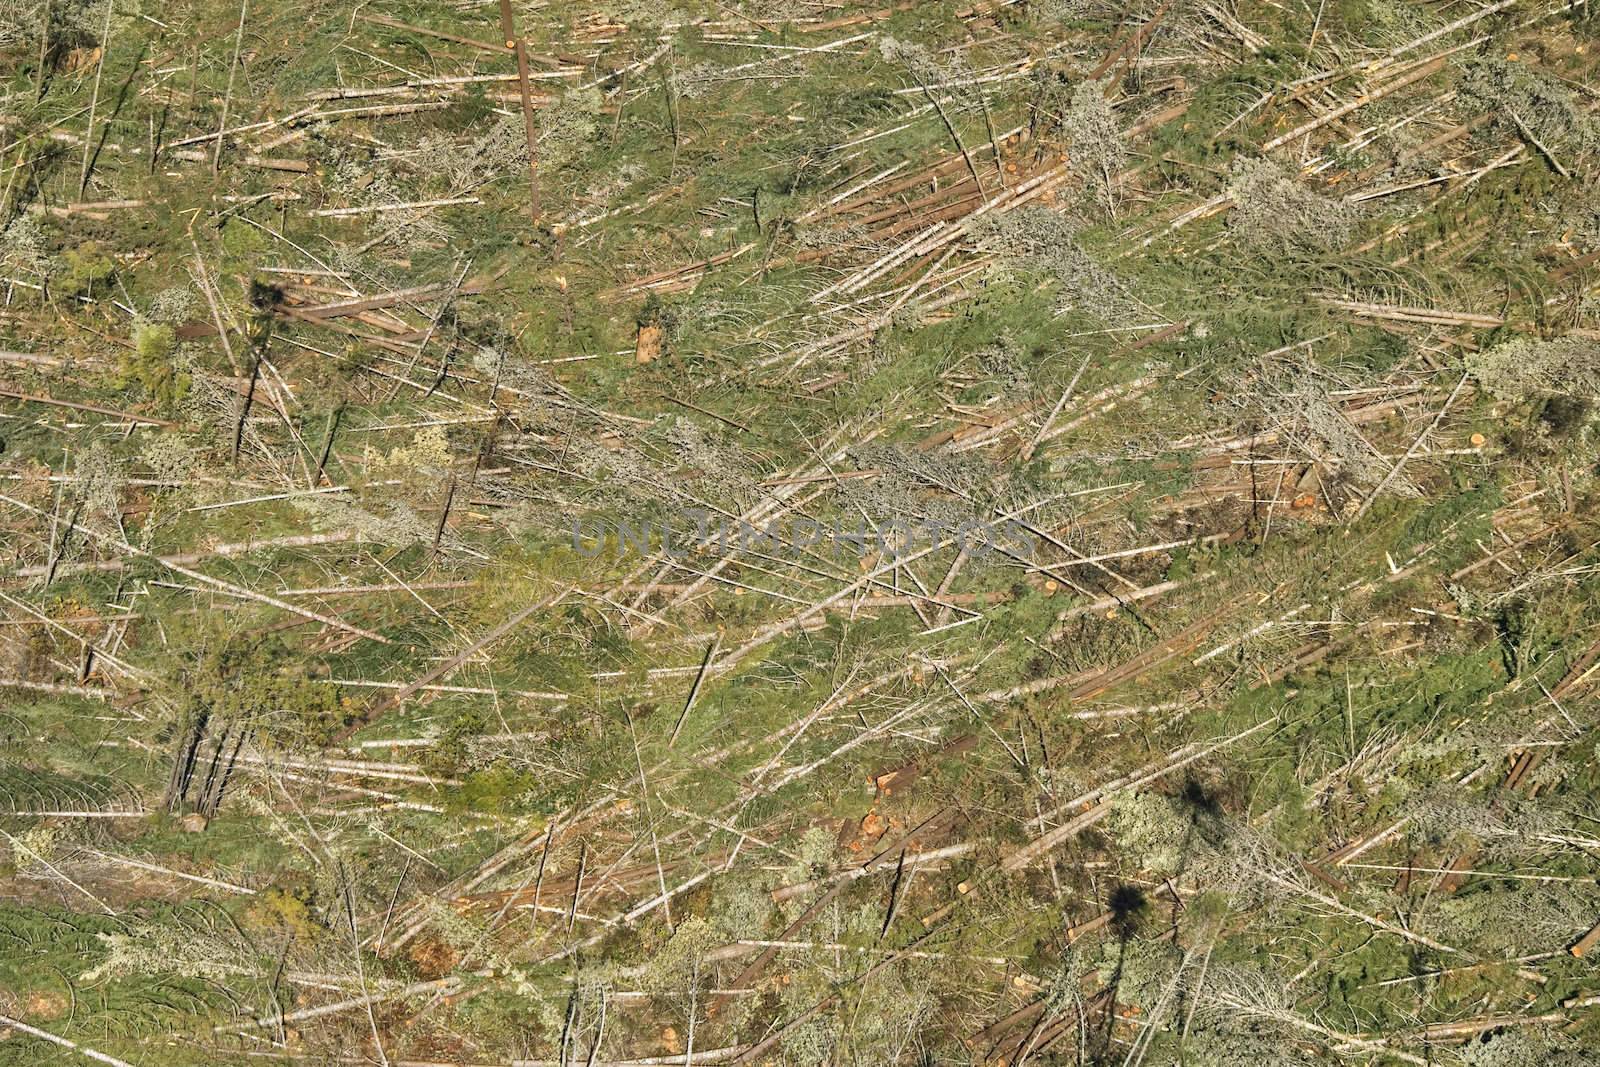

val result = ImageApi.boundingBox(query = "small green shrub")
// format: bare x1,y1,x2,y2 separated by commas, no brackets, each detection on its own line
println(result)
117,321,189,410
59,241,115,296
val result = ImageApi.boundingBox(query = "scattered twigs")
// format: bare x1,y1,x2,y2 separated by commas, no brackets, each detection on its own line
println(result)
0,388,174,427
1262,56,1450,152
0,494,387,644
212,0,249,175
0,1014,139,1067
1316,297,1504,328
1351,371,1470,520
337,586,572,738
77,0,115,194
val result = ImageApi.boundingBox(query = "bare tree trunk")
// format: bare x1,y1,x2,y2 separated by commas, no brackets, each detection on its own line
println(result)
233,353,261,464
164,712,208,811
79,0,115,194
195,725,231,812
314,404,343,487
200,731,245,817
495,0,541,223
34,0,52,101
213,0,249,175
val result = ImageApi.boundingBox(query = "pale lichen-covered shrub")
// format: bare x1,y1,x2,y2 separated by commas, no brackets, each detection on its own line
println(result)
1159,962,1322,1066
779,1017,836,1064
1185,1019,1317,1067
878,35,981,111
4,824,60,874
1462,1029,1592,1067
1563,200,1600,254
1097,936,1183,1011
1362,0,1440,49
74,441,126,525
1296,388,1394,488
1060,82,1126,193
147,285,198,325
410,116,527,195
1460,57,1599,157
1225,158,1361,252
296,494,439,550
540,88,602,169
844,968,934,1062
1105,790,1191,876
1033,0,1096,20
1240,366,1392,489
0,0,37,47
3,0,108,49
851,442,993,501
1428,881,1600,958
84,915,261,983
971,206,1144,324
604,0,686,29
709,875,775,941
1466,336,1600,401
638,915,717,996
1403,783,1502,852
664,417,755,499
0,214,50,276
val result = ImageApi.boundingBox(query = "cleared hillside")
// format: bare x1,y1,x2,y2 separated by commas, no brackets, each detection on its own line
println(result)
4,0,1600,1063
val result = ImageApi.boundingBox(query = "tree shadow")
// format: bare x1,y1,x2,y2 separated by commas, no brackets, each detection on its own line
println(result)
1094,882,1149,1063
82,41,149,194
